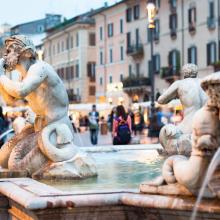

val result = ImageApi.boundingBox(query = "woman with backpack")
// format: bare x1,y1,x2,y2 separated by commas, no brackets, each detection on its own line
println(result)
112,105,132,145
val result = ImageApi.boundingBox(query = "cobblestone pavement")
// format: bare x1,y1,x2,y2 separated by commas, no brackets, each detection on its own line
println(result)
72,130,159,147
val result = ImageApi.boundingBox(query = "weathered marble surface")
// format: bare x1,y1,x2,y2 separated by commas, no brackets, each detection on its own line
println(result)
0,35,97,179
143,71,220,198
158,64,207,155
0,178,219,220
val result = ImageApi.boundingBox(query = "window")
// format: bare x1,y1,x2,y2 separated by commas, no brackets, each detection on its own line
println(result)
70,36,73,48
37,25,44,33
135,28,139,46
169,14,177,31
61,41,64,52
134,5,140,20
168,50,180,72
89,86,96,96
170,0,177,9
89,33,96,46
126,8,132,22
120,19,123,33
87,62,96,80
109,75,113,83
188,7,196,32
66,66,70,80
108,23,114,37
120,74,123,82
100,51,103,65
207,42,217,65
209,0,215,18
76,33,79,47
109,49,113,63
155,0,161,8
49,45,51,56
136,63,140,77
100,27,103,40
154,19,160,41
75,63,79,78
127,32,131,48
154,54,161,73
120,46,124,61
169,13,178,38
70,66,74,79
57,42,60,54
53,45,56,55
207,1,215,29
188,46,197,64
66,36,69,50
129,65,132,77
100,77,103,85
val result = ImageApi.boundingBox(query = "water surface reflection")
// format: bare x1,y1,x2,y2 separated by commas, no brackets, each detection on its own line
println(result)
42,150,164,192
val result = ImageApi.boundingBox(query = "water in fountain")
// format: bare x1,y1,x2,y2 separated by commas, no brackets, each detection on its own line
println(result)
190,147,220,220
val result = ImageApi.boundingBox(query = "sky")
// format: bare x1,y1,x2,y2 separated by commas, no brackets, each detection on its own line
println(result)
0,0,119,26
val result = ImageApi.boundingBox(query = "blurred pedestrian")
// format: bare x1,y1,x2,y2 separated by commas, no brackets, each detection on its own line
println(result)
108,106,117,132
148,108,164,143
133,108,144,135
112,105,132,145
88,104,99,145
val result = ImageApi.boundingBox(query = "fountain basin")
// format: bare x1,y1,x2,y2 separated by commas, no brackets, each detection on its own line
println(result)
0,145,219,220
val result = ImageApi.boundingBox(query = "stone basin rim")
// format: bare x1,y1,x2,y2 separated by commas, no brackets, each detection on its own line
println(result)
0,177,219,215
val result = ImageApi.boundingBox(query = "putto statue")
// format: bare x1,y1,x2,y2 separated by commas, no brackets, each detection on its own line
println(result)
141,71,220,197
0,35,96,179
158,64,207,155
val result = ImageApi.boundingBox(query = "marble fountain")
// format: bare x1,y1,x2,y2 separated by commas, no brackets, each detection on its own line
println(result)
0,35,219,220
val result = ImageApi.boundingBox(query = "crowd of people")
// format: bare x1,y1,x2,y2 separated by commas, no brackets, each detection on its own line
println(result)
79,104,183,146
0,104,183,147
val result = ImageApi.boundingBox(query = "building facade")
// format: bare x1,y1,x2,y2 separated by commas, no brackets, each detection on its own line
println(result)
150,0,219,93
93,0,220,104
93,2,129,105
43,11,103,103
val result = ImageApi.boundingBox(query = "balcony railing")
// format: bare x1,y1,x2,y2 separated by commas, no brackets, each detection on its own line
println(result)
126,43,144,57
207,17,216,30
170,28,177,39
212,61,220,72
154,32,159,42
122,76,150,88
67,91,81,103
160,66,180,79
188,23,196,33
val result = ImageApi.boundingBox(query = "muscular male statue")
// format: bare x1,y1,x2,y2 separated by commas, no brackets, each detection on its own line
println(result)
158,64,207,155
0,35,71,130
0,35,79,172
158,63,207,133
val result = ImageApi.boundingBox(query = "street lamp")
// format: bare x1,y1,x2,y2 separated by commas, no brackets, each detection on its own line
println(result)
146,1,156,116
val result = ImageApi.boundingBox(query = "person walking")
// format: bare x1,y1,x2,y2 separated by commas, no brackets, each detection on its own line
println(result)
88,104,99,145
112,105,132,145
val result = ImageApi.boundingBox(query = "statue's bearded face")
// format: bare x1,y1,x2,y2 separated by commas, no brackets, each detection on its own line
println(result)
3,43,21,71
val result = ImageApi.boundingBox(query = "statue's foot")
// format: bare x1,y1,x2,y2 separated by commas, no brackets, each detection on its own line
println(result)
140,181,193,196
32,151,97,180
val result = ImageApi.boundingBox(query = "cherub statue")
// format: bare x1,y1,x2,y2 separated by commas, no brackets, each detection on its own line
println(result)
0,35,96,179
158,64,207,155
141,72,220,197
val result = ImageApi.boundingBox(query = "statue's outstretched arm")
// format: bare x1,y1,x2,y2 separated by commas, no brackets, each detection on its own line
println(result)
0,64,47,99
0,84,17,106
157,81,179,104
